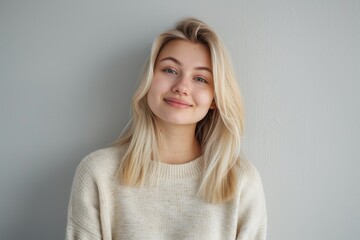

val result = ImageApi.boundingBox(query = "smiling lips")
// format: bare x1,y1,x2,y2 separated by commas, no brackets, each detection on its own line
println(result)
164,98,193,108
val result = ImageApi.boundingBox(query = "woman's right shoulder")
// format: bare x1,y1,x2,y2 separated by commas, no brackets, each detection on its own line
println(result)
75,146,125,181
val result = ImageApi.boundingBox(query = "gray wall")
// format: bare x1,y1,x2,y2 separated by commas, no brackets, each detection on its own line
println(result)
1,0,359,239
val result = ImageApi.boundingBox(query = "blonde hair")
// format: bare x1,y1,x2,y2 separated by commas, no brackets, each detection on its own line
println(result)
116,18,245,203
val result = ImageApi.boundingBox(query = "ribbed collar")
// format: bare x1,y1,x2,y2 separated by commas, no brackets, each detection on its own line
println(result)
149,156,204,179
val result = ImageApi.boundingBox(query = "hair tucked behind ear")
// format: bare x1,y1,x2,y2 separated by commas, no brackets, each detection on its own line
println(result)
115,17,245,203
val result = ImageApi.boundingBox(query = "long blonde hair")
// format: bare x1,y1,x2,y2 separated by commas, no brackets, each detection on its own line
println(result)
116,18,245,203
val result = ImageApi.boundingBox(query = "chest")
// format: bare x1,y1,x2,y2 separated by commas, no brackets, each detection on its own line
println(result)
111,181,238,239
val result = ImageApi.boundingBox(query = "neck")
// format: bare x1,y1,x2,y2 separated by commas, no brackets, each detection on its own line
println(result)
156,121,202,164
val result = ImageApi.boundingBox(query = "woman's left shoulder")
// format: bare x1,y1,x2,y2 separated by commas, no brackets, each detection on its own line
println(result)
236,158,265,191
234,157,267,238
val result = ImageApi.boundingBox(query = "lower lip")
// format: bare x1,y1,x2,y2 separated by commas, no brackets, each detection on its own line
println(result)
164,99,192,108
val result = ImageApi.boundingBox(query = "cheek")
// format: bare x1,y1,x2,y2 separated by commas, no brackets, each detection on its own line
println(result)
146,84,158,108
148,76,169,94
196,90,214,107
146,78,168,106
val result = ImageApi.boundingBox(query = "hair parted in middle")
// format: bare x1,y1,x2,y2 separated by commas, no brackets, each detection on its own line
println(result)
116,17,245,203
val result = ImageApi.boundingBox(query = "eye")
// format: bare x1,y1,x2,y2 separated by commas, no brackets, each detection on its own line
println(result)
162,68,178,75
194,76,208,84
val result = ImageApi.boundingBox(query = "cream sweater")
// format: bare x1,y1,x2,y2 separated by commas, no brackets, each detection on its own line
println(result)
65,147,267,240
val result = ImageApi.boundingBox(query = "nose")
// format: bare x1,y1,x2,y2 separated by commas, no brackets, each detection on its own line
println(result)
171,76,190,96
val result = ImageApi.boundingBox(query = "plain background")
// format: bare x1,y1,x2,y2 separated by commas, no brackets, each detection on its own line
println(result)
1,0,359,239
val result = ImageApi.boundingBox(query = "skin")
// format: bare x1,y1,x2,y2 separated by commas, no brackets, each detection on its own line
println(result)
147,39,216,164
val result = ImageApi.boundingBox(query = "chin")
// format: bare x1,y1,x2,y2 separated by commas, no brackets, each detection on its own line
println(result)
156,117,196,126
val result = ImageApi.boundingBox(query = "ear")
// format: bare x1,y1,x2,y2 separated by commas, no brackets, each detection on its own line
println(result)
209,99,217,109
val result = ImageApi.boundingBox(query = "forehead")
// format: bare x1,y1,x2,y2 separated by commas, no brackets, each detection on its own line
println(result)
156,40,212,69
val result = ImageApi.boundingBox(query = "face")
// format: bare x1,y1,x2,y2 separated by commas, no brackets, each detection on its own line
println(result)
147,39,215,128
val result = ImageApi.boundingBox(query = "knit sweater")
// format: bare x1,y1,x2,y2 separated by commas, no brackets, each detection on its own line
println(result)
65,147,267,240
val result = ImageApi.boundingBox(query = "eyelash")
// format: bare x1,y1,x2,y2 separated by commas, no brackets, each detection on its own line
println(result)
161,67,208,84
162,68,178,75
194,76,208,83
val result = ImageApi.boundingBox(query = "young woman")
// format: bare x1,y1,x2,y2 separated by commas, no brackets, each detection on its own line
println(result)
66,18,267,240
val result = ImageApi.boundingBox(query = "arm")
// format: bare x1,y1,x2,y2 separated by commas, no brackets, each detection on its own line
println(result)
236,160,267,240
65,157,102,240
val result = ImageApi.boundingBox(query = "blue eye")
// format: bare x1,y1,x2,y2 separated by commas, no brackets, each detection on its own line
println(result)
194,76,208,83
162,68,177,75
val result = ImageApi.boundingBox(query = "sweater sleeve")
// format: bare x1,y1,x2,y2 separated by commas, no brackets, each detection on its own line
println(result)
65,157,102,240
236,160,267,240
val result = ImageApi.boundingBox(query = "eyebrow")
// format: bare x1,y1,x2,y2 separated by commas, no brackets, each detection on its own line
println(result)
159,57,212,73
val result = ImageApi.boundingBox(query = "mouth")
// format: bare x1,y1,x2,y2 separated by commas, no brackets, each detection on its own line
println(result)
164,98,193,108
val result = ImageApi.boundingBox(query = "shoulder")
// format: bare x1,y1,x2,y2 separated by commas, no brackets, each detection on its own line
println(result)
66,147,124,238
75,146,124,182
238,158,262,179
235,158,267,239
236,157,265,193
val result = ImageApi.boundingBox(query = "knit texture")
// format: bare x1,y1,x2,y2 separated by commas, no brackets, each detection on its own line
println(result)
65,147,267,240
